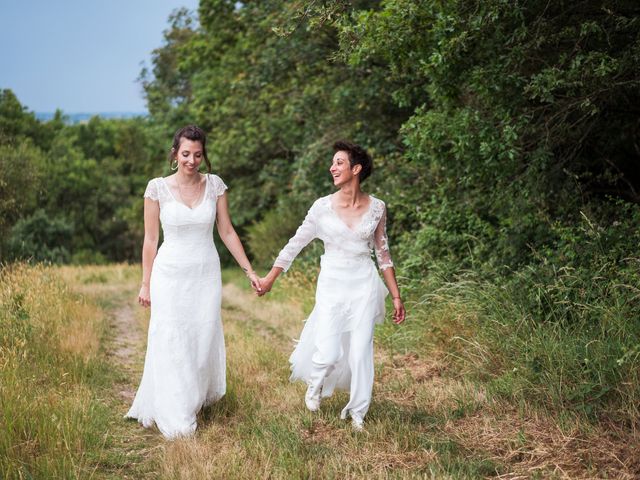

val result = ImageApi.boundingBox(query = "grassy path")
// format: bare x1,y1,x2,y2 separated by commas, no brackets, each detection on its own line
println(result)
109,301,143,404
57,265,161,479
56,265,638,479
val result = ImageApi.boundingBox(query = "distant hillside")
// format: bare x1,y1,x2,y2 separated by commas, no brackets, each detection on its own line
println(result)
35,111,147,124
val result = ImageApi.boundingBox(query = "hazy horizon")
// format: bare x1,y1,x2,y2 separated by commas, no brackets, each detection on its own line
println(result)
34,111,149,125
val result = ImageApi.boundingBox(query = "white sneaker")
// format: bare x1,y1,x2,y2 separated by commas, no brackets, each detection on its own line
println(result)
351,416,364,431
305,385,321,412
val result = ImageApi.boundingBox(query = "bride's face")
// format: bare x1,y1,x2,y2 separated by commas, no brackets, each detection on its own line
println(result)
174,139,203,174
330,151,355,186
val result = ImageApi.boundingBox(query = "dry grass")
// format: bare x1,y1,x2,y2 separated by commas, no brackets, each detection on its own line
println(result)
4,263,637,478
375,307,640,479
138,271,640,479
2,263,106,360
446,406,640,479
0,263,166,479
0,263,113,478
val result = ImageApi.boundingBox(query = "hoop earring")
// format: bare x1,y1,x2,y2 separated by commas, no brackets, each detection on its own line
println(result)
171,160,178,171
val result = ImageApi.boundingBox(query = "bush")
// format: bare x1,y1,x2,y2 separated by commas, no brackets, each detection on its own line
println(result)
0,141,43,254
6,209,73,264
393,203,640,424
246,203,309,269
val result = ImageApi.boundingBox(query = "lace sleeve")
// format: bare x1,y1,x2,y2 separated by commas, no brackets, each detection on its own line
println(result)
273,203,318,272
213,175,228,197
143,178,159,201
374,202,394,271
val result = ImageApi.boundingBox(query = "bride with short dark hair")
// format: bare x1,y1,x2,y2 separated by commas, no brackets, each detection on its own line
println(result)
259,140,406,430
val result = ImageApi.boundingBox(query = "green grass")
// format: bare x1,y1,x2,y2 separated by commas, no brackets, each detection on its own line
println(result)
0,263,158,479
2,263,637,478
361,257,640,428
0,264,111,478
148,276,516,478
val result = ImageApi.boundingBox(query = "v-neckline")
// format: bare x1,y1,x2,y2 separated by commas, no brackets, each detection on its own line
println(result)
162,175,208,210
328,194,374,232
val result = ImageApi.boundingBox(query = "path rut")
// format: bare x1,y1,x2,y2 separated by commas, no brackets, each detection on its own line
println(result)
109,302,145,403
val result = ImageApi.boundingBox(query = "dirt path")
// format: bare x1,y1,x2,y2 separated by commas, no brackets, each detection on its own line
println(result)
66,266,638,479
109,303,145,403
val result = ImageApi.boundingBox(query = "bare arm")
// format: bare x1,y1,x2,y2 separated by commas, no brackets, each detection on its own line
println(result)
138,197,160,307
381,267,405,324
215,192,261,292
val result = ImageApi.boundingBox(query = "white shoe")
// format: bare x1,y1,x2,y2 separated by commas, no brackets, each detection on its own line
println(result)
351,416,364,431
305,385,321,412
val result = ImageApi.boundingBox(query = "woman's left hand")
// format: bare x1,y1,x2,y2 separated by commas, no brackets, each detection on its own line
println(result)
247,271,263,294
392,297,406,324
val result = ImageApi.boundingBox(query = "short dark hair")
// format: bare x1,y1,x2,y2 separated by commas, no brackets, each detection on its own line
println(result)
169,125,212,173
332,140,372,183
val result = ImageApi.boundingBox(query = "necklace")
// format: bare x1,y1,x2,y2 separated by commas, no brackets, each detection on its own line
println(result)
176,174,203,208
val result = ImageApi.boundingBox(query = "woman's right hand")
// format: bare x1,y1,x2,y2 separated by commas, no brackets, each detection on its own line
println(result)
392,297,406,324
138,284,151,308
257,277,274,296
247,271,263,294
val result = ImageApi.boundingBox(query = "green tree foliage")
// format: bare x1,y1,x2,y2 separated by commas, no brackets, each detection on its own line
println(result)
140,0,640,268
0,90,41,143
332,0,640,270
0,92,165,263
0,142,43,257
0,89,64,150
140,8,200,128
138,0,640,420
1,0,639,420
143,0,409,232
6,209,73,263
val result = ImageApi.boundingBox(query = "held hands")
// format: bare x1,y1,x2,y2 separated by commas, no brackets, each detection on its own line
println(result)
246,271,263,294
257,276,274,296
138,284,151,308
256,267,281,297
392,297,406,324
246,266,281,297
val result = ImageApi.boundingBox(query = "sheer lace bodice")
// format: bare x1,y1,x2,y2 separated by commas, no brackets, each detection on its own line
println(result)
285,194,393,424
274,195,394,272
144,173,227,206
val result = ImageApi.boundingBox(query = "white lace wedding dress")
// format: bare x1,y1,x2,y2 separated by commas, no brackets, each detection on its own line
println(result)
126,173,228,439
274,194,393,423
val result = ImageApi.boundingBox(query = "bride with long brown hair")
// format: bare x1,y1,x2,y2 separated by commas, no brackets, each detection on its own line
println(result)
127,125,261,439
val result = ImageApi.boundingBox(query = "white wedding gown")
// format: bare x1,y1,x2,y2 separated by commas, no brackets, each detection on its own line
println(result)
126,173,228,439
274,194,393,422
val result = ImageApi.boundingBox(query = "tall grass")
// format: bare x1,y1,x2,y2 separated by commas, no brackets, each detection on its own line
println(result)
375,260,640,428
263,257,640,476
164,272,638,478
155,281,505,479
263,223,640,428
0,263,113,479
3,261,635,477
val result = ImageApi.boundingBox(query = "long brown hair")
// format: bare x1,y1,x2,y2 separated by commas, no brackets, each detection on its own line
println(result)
169,125,212,173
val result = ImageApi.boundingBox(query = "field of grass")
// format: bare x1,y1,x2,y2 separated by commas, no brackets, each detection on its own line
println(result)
1,263,638,478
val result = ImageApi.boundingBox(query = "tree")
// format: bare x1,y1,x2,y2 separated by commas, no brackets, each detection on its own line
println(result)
0,141,44,258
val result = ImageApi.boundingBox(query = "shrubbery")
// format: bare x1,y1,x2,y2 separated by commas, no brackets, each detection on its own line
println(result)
0,92,165,263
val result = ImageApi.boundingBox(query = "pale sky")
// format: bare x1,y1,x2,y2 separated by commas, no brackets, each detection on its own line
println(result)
0,0,200,113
